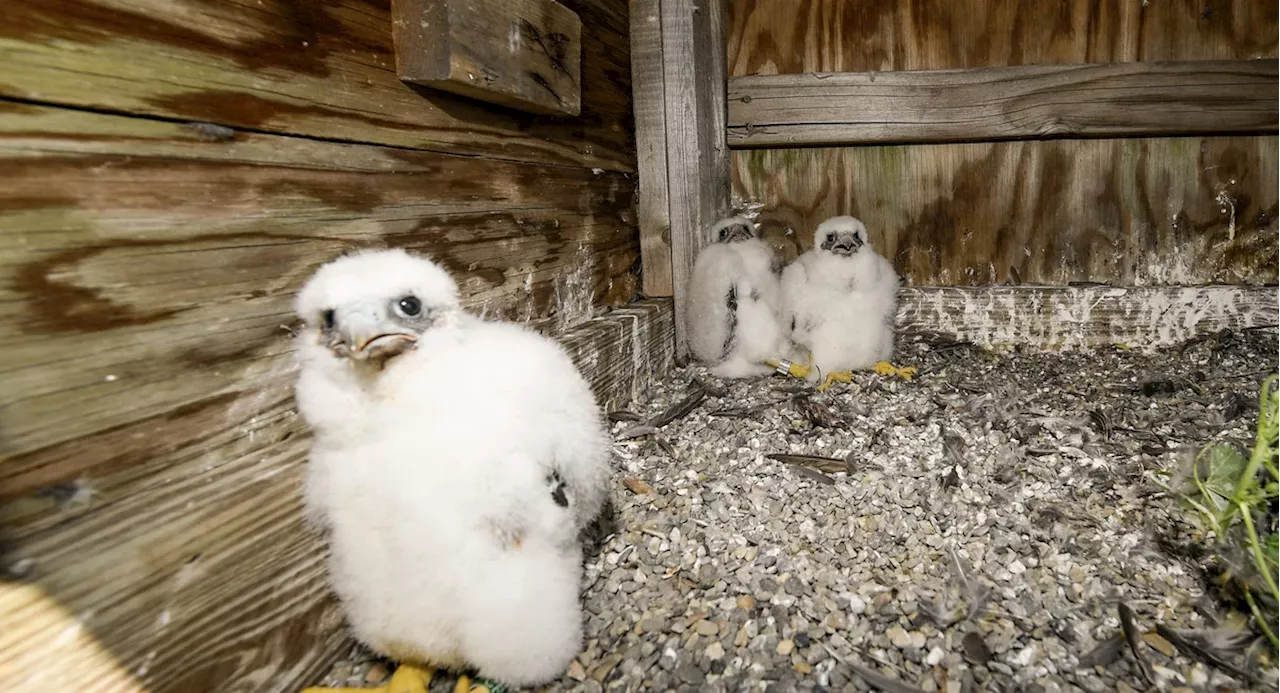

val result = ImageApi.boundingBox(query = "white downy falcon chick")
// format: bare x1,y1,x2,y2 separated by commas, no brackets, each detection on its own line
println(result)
780,216,908,390
293,249,610,693
687,216,789,378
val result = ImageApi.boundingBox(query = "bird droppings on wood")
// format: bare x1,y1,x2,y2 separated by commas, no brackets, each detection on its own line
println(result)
313,327,1278,692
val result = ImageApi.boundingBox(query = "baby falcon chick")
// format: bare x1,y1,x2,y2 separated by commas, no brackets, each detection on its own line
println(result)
687,216,789,378
294,249,609,693
781,216,911,390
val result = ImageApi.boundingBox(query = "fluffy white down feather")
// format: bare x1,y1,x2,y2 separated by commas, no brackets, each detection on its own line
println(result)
687,219,787,378
781,216,899,379
294,249,609,686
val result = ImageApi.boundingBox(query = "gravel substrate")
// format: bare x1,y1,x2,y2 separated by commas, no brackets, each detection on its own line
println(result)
315,328,1279,693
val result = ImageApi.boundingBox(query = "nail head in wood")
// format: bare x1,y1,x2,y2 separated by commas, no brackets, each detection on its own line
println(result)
391,0,582,116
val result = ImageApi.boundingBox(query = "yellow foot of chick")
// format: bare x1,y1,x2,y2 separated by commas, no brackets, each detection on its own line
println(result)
816,370,853,392
302,664,433,693
454,675,492,693
873,361,917,381
765,357,812,380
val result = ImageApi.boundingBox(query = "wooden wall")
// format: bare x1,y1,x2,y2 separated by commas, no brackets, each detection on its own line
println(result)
726,0,1279,286
0,1,647,691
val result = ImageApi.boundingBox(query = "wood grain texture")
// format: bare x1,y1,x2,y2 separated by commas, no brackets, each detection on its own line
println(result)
0,0,630,170
661,0,732,356
629,0,672,297
733,137,1278,286
0,103,641,475
0,298,674,693
728,60,1279,147
392,0,583,116
897,286,1279,348
726,0,1279,77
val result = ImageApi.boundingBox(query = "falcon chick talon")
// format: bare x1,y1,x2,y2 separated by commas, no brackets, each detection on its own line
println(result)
816,370,853,392
302,664,433,693
873,361,917,380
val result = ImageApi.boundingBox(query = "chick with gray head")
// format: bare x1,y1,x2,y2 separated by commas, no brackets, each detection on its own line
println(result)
780,215,913,390
687,216,789,378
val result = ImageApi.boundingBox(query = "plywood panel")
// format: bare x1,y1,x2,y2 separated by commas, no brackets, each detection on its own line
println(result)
0,0,632,171
732,137,1279,286
0,299,673,693
0,102,639,494
726,0,1279,77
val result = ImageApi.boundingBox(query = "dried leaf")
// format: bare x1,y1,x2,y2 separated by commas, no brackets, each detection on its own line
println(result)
788,465,835,486
942,429,967,463
615,425,657,440
822,646,928,693
1155,624,1260,686
607,411,644,422
794,395,845,429
1117,603,1152,685
766,454,846,474
961,632,991,664
648,389,706,428
623,477,652,495
1076,635,1125,669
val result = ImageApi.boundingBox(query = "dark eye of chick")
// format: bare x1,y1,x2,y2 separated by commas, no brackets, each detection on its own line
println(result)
397,296,422,317
322,309,336,329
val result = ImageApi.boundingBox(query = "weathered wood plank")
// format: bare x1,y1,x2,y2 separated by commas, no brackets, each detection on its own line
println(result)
727,0,1278,77
732,136,1278,286
392,0,583,116
897,286,1279,349
728,60,1279,147
660,0,731,356
0,298,674,693
629,0,673,297
0,103,640,489
0,0,631,170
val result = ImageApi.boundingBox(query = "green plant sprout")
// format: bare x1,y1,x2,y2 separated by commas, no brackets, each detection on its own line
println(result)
1180,374,1279,651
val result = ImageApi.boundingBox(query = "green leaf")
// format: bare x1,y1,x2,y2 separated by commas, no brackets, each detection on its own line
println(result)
1196,444,1249,511
1265,532,1279,573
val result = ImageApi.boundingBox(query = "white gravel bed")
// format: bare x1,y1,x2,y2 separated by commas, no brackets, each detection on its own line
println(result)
316,328,1279,693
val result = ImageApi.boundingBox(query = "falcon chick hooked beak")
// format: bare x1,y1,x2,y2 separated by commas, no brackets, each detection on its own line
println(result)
820,228,864,256
323,295,425,364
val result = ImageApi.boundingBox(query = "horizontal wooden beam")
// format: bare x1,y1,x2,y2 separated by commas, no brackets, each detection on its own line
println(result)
728,59,1279,148
897,285,1278,349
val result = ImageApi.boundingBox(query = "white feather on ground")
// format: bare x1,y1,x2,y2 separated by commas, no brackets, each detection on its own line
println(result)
687,217,789,378
294,249,609,686
781,216,899,380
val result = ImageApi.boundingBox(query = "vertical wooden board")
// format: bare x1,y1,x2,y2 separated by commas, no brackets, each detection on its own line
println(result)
726,0,1278,77
731,136,1279,286
392,0,583,116
661,0,731,356
629,0,673,297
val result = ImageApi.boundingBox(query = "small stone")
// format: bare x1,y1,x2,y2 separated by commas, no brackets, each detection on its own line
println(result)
567,660,588,681
776,639,795,656
695,620,719,637
793,662,813,675
794,632,811,649
364,664,388,685
1141,631,1175,658
624,477,653,494
1008,559,1027,575
734,626,750,648
737,595,756,611
886,626,912,648
705,642,726,661
677,661,705,685
926,647,945,666
908,631,926,649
